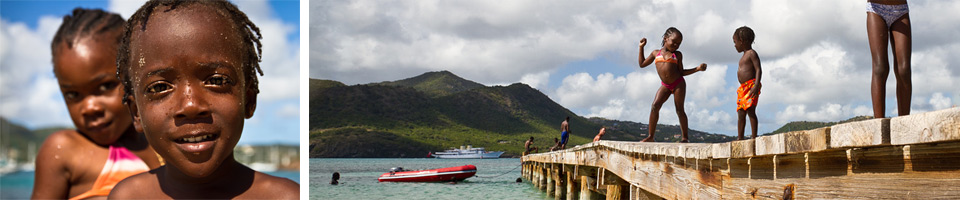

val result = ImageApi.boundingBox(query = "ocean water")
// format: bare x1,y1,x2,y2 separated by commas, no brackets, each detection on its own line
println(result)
310,158,550,200
0,170,299,199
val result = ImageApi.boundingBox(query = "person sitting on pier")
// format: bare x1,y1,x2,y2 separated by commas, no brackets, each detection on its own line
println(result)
593,126,607,142
524,137,537,155
550,137,561,151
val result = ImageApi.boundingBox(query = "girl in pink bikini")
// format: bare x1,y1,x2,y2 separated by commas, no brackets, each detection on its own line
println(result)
636,27,707,143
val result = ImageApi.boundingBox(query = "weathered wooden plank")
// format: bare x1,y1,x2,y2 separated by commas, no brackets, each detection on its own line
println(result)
784,127,830,153
756,133,785,156
711,142,731,159
722,172,960,199
731,139,755,158
891,107,960,145
830,118,890,148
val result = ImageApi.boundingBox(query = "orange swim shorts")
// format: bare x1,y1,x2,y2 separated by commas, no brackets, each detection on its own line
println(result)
737,79,759,111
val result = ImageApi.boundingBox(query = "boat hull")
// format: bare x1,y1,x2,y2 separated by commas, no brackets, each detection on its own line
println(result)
378,165,477,182
431,151,503,159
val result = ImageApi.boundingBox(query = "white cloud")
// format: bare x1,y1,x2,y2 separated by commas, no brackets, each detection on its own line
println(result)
0,17,72,128
108,0,147,18
311,0,960,136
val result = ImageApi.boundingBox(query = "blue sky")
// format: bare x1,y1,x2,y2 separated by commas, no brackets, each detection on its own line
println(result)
0,0,300,145
310,0,960,137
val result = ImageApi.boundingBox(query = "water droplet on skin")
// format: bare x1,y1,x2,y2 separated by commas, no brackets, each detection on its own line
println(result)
57,145,61,149
54,155,60,159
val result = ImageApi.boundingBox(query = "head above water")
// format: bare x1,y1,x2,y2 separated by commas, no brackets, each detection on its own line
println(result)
661,27,683,51
51,8,130,145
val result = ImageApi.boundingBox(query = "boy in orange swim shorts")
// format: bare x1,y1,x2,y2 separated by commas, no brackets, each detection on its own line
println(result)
733,26,762,140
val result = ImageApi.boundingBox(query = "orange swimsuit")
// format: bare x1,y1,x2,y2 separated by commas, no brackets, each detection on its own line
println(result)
69,145,149,200
655,50,684,91
737,79,759,110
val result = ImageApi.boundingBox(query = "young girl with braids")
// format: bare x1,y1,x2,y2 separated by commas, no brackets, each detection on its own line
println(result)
33,8,162,199
107,0,298,198
636,27,707,143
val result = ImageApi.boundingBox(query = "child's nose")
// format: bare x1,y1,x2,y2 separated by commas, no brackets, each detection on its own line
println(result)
174,84,211,120
79,96,105,119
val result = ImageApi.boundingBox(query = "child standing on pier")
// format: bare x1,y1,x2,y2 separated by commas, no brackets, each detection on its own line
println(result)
733,26,762,140
33,8,161,199
637,27,707,143
107,0,298,198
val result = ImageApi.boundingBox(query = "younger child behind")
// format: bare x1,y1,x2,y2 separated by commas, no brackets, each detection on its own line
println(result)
108,0,298,198
636,27,707,143
33,8,161,199
733,26,762,140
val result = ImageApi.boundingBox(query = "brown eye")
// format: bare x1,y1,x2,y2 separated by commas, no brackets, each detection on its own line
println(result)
99,82,118,92
205,74,232,86
63,91,79,100
145,82,172,94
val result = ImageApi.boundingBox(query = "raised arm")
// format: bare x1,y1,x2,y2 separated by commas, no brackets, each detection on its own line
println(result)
638,38,656,68
676,51,706,76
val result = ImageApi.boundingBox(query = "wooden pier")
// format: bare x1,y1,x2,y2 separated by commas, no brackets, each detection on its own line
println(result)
522,107,960,199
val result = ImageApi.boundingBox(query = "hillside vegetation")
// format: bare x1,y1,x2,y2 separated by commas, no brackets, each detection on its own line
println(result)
309,71,736,158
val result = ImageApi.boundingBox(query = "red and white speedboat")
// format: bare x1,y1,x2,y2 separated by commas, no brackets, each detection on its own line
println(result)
378,165,477,182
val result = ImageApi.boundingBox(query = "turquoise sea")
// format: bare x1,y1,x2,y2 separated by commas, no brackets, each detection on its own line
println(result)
310,158,549,200
0,170,299,199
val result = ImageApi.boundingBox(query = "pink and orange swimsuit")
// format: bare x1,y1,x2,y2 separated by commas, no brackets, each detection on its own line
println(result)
69,145,149,200
655,50,684,91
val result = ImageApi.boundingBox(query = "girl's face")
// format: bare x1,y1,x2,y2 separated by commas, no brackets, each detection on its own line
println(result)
54,31,132,145
127,5,256,178
663,34,682,52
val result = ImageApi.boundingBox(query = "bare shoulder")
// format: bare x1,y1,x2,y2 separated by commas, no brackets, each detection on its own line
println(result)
41,130,83,148
108,170,163,199
747,49,760,59
246,172,300,199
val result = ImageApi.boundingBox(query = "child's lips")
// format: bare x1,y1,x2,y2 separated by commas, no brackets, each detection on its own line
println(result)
173,131,220,154
85,119,113,133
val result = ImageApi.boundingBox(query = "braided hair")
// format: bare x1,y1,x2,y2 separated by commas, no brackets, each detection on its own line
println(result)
661,27,682,47
735,26,755,44
51,8,124,59
116,0,263,105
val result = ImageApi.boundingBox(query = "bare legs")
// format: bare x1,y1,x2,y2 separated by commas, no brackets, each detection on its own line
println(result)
736,107,758,140
868,12,911,118
642,81,688,143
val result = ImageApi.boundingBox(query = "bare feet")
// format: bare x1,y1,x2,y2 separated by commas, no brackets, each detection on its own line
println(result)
737,136,744,140
641,136,655,142
679,139,689,143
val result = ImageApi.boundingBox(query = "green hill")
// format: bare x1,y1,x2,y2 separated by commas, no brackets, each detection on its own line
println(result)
375,70,484,97
309,71,730,158
0,117,70,162
587,117,736,143
763,116,873,136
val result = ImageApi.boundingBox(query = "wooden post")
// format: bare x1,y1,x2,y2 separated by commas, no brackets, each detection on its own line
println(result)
546,168,555,196
566,171,578,200
580,176,594,200
606,185,623,200
554,168,564,199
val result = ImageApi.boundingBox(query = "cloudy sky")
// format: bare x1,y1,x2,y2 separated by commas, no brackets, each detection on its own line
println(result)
310,0,959,136
0,0,300,145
